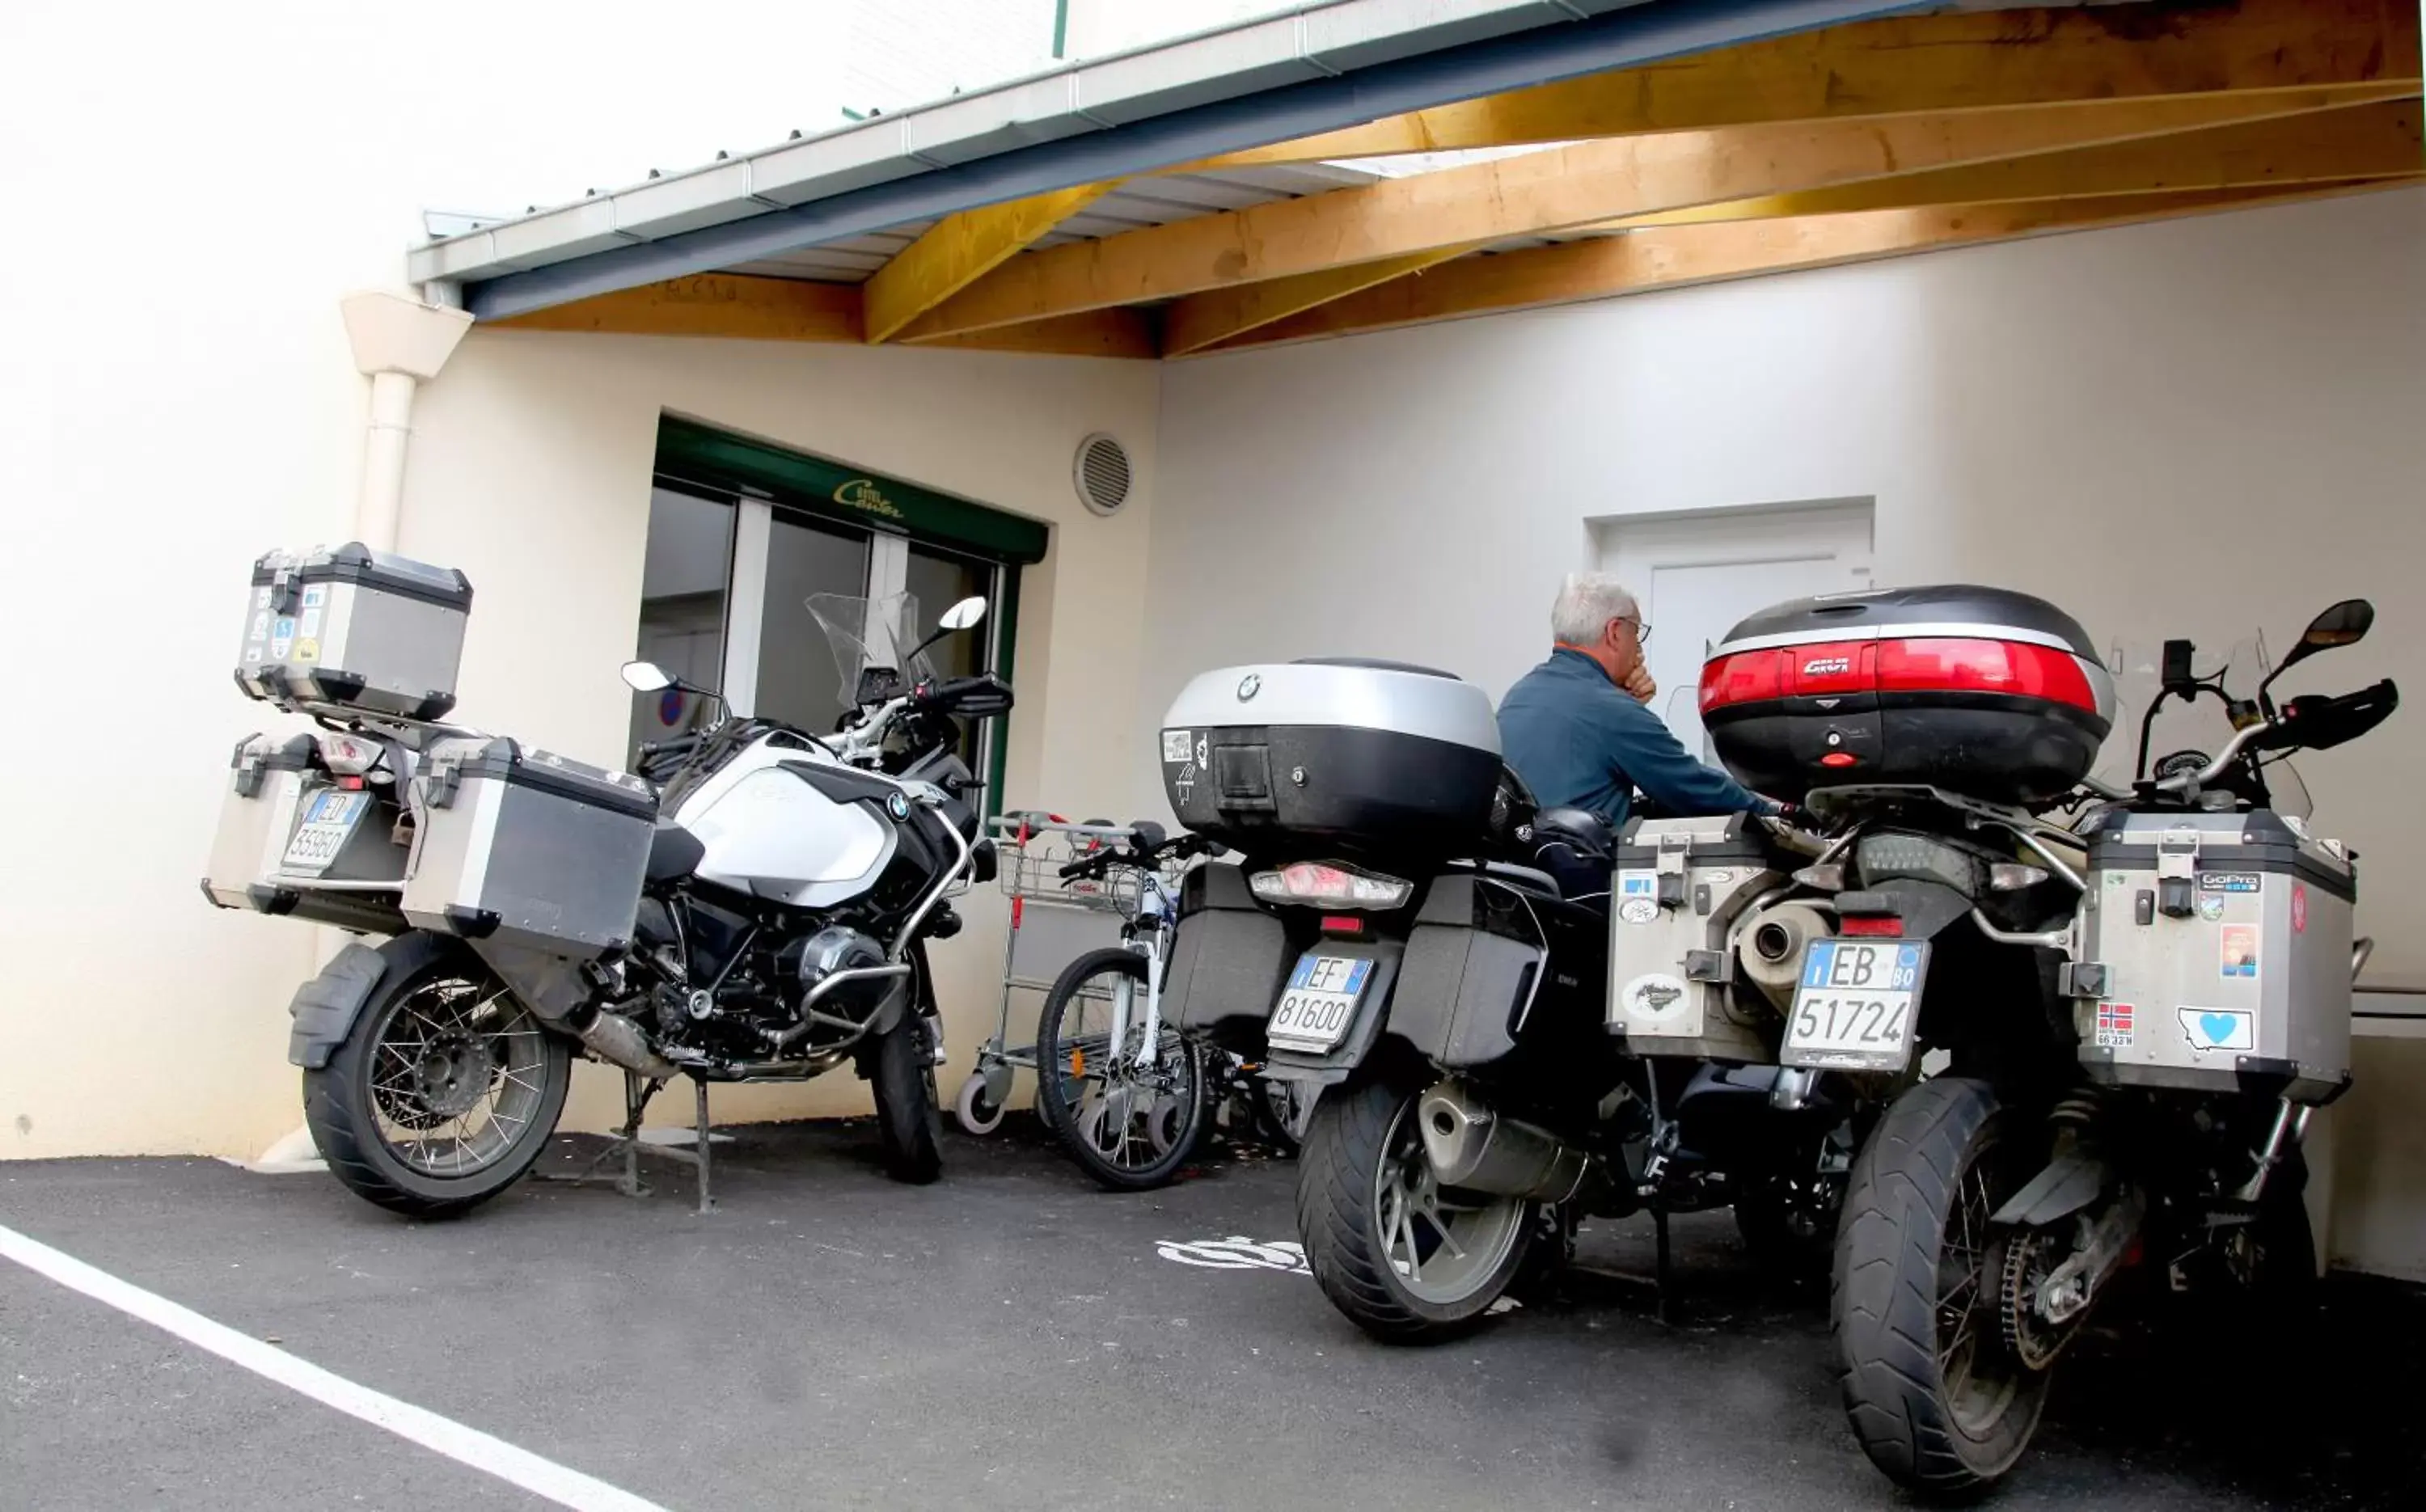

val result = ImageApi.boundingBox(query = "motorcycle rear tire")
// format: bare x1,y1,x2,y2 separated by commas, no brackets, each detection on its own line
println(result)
870,1012,945,1185
303,931,571,1220
1297,1075,1534,1344
1832,1075,2048,1494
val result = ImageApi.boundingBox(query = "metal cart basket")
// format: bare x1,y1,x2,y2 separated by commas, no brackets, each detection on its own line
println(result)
950,814,1191,1134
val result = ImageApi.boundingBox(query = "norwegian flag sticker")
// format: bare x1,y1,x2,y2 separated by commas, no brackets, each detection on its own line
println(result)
2095,1002,2136,1049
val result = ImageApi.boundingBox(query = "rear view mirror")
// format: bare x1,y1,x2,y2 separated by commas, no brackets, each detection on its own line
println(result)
2263,599,2373,696
940,597,987,631
2292,599,2373,660
620,661,674,693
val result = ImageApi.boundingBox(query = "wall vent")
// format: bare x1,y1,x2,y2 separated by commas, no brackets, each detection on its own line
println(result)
1074,433,1132,517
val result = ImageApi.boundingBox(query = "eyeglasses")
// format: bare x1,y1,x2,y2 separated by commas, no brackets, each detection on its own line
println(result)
1612,616,1651,647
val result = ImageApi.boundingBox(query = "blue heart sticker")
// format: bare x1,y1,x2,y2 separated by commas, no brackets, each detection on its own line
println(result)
2199,1012,2238,1045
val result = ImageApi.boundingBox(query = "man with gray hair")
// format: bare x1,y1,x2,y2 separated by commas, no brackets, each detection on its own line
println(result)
1498,572,1774,829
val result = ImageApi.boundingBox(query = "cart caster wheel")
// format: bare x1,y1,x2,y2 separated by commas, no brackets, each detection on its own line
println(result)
954,1071,1008,1136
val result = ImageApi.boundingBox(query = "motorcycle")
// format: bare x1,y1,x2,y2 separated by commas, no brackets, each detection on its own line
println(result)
1767,599,2399,1491
1150,659,1859,1340
233,589,1009,1217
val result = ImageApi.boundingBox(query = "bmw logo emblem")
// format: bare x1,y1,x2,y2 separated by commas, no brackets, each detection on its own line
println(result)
886,792,911,821
1236,674,1262,701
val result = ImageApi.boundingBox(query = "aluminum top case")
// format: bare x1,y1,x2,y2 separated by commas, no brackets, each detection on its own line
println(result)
400,736,656,959
238,543,473,720
1700,585,2114,805
2075,808,2356,1104
1159,659,1507,859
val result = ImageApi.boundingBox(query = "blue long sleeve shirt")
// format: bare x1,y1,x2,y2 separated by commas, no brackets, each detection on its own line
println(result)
1497,648,1769,828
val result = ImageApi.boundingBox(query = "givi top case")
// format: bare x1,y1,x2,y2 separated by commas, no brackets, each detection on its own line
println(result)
1699,585,2113,805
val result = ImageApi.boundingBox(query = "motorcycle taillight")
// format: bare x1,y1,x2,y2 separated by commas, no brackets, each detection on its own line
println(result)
1249,861,1412,911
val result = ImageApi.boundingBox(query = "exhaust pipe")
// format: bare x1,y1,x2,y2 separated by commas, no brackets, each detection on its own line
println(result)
1738,900,1832,1011
1417,1083,1593,1204
575,1006,682,1081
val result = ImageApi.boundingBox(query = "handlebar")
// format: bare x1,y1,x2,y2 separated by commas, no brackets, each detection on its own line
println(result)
1056,827,1224,881
2154,677,2399,796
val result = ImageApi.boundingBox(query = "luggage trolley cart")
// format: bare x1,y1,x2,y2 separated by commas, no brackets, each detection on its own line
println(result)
952,816,1186,1135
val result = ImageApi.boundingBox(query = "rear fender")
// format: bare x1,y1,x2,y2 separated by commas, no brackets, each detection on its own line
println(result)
286,941,391,1070
1991,1149,2110,1227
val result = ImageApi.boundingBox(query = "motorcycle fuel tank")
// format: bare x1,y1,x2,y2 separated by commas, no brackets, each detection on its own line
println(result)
672,743,899,909
1699,585,2114,805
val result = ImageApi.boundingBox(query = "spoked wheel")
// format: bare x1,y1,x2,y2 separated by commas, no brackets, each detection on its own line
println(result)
304,931,571,1219
1832,1077,2049,1493
1036,947,1207,1192
1297,1075,1533,1342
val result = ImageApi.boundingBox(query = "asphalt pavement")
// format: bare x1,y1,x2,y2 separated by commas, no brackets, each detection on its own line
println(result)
2,1116,2416,1511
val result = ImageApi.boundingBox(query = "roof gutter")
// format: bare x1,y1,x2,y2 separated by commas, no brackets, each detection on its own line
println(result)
453,0,1930,321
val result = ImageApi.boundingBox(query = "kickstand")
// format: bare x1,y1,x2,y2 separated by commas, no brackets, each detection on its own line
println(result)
537,1071,716,1213
1652,1206,1677,1325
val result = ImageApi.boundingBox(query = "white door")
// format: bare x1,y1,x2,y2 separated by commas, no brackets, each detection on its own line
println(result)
1598,500,1874,759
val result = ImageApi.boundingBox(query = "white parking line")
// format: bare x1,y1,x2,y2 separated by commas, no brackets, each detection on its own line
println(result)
0,1222,669,1512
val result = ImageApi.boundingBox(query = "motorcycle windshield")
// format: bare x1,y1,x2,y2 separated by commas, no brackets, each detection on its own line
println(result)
806,592,936,703
2099,636,2311,820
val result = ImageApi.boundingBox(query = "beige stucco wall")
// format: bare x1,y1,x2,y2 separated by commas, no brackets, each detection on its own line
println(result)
0,0,1155,1159
395,330,1161,1134
0,322,1158,1158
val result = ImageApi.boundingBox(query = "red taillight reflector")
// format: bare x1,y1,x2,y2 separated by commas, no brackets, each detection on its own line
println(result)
1701,636,2098,716
337,775,366,791
1820,752,1858,768
1838,915,1904,937
1873,637,2098,714
1701,648,1786,712
1319,915,1366,935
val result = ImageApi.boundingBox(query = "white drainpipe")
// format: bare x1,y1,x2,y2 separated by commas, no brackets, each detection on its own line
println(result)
336,290,473,550
244,293,475,1174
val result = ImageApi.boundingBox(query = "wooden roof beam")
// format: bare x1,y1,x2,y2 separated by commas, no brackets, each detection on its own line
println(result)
860,182,1121,344
1194,180,2420,354
1191,0,2420,167
1610,96,2424,225
897,90,2382,343
492,273,862,341
488,272,1153,358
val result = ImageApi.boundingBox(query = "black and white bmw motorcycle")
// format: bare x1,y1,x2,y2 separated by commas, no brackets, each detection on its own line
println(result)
214,584,1007,1218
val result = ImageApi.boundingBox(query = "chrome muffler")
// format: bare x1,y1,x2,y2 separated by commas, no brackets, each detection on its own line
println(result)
1417,1082,1593,1204
575,1005,682,1081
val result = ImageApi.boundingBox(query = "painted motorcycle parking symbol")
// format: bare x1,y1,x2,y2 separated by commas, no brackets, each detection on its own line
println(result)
1156,1235,1310,1274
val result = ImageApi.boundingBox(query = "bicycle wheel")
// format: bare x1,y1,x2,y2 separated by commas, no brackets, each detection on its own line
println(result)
1035,948,1207,1192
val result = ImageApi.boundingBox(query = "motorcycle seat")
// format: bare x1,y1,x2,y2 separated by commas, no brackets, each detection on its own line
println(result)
1532,807,1615,860
646,820,706,884
1530,806,1615,906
